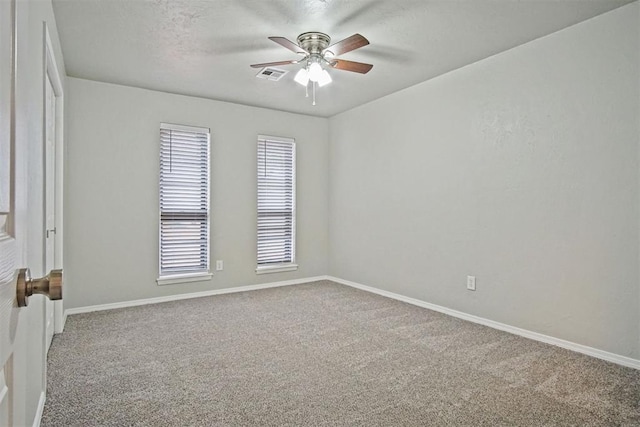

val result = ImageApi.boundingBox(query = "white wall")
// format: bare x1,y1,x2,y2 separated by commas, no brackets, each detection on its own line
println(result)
64,78,329,308
329,3,639,358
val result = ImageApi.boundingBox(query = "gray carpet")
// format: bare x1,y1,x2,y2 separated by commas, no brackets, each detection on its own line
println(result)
42,280,639,426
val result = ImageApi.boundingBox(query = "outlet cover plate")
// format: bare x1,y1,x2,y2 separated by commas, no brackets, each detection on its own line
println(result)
467,276,476,291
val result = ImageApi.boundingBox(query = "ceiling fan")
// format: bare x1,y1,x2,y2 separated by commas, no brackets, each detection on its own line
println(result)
250,32,373,104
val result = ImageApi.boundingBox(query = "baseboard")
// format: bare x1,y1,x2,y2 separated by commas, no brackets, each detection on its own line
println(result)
64,275,330,317
327,276,640,370
32,391,45,427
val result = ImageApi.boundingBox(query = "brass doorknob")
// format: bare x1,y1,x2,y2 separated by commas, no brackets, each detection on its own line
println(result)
16,268,63,307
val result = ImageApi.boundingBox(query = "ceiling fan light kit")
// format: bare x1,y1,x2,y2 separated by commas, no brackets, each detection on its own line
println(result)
308,61,323,81
317,70,332,87
294,68,310,86
251,31,372,106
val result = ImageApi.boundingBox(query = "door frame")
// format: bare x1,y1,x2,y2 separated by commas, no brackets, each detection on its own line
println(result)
42,22,64,334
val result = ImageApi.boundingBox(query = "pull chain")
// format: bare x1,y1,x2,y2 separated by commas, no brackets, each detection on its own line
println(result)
312,81,316,106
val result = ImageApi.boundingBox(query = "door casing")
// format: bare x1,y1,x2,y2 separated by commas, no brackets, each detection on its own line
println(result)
43,22,65,344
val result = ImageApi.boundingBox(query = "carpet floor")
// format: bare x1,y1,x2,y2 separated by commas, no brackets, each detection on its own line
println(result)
42,280,639,426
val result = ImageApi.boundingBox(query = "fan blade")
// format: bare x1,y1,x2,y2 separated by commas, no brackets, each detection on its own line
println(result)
330,59,373,74
250,60,299,68
268,36,305,54
325,33,369,56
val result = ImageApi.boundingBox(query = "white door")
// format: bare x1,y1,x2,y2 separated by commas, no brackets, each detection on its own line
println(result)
0,0,19,424
1,1,50,425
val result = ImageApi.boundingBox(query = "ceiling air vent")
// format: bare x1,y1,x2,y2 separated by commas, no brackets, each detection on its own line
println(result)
256,67,288,81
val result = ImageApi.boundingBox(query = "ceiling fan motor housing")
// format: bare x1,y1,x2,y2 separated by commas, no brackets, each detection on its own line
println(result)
250,32,372,76
297,32,331,54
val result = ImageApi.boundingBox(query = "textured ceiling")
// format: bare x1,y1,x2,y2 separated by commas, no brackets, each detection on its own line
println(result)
52,0,634,117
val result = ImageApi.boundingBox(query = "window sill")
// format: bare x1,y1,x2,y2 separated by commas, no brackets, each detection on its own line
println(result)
255,264,298,275
156,272,213,286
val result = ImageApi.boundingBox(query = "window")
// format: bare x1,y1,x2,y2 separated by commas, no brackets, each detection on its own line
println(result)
256,135,297,274
158,123,211,284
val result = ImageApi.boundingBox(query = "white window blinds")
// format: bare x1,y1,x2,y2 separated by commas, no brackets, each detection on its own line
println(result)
159,123,210,277
257,135,296,269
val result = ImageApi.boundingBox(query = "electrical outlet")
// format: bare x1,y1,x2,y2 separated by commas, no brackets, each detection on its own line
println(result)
216,260,224,271
467,276,476,291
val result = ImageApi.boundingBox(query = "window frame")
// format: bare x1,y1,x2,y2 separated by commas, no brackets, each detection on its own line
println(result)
256,134,297,275
157,122,212,285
